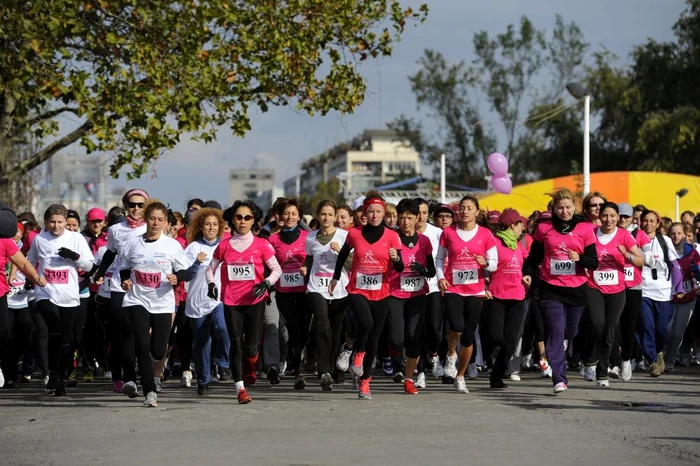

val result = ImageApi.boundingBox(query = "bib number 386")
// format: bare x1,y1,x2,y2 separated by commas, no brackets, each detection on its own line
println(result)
356,273,382,291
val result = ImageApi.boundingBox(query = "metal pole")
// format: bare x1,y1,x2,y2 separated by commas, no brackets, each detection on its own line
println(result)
440,153,446,204
583,95,591,196
675,194,680,222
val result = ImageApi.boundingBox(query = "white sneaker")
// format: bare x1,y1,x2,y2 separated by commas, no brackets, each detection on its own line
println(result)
430,355,445,378
154,377,163,393
372,357,379,370
143,391,158,407
444,354,458,378
583,365,596,382
608,366,620,379
596,379,610,387
180,371,192,387
336,346,352,372
414,372,427,388
553,382,568,394
279,361,287,375
0,368,4,388
621,360,632,381
521,353,534,370
454,376,469,394
467,363,478,380
541,367,552,378
509,373,521,381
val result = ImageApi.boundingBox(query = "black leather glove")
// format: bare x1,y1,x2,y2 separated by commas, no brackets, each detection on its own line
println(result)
58,247,80,261
207,283,218,300
252,279,270,299
410,262,429,277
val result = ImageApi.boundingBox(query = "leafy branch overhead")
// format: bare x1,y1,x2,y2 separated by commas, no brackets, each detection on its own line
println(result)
0,0,427,185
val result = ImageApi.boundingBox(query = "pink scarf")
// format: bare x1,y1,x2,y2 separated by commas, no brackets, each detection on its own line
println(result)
126,215,145,229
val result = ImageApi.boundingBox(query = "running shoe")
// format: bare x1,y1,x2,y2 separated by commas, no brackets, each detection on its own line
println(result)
608,366,620,379
20,374,31,383
180,371,193,388
0,368,4,388
509,373,521,381
583,365,596,382
538,359,550,372
294,374,306,390
54,381,66,397
67,370,78,387
45,374,57,394
636,359,646,371
553,382,568,394
382,357,394,376
154,377,163,393
620,360,632,381
657,352,666,373
197,384,210,396
404,379,418,395
649,362,661,377
358,377,372,400
336,346,352,372
372,357,379,370
122,381,140,398
596,379,609,387
392,371,404,383
83,368,94,383
278,361,287,376
218,367,232,381
320,373,333,392
444,354,458,379
350,351,365,377
430,355,445,378
143,391,158,407
103,370,112,380
467,363,478,380
454,376,468,394
414,372,426,388
237,387,252,404
541,367,552,378
113,380,124,393
521,353,534,370
489,379,508,389
267,366,281,385
680,353,692,367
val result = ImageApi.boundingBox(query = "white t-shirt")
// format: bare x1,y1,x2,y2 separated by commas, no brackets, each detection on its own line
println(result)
106,222,147,294
421,223,443,294
7,270,34,309
305,228,349,300
642,234,679,302
28,230,95,307
184,240,221,318
120,234,190,314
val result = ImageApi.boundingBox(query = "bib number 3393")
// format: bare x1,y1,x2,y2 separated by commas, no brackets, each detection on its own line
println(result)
550,259,575,276
356,273,382,291
44,268,69,285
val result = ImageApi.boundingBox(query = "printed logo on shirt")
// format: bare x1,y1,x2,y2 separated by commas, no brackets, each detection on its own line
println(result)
362,250,379,264
457,247,471,260
406,253,416,265
319,253,330,263
154,252,167,258
555,242,570,256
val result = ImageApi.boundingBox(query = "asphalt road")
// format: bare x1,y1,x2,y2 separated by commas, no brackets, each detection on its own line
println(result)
1,367,699,466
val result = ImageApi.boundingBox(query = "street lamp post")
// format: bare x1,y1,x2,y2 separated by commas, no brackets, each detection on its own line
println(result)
676,188,689,221
566,82,591,197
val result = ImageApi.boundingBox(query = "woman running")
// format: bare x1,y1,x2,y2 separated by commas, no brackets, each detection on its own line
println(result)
302,200,349,391
206,200,281,404
330,191,403,399
582,202,644,386
387,199,435,394
119,201,190,407
28,204,95,396
523,188,598,394
436,194,497,394
582,192,607,227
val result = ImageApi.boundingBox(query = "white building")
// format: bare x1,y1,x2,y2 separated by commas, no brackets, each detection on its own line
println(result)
228,168,275,205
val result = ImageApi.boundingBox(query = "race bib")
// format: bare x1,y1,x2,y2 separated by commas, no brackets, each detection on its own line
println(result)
44,268,69,285
280,271,303,288
135,270,161,289
356,272,382,291
400,276,425,293
682,280,693,293
452,268,478,285
623,267,634,282
550,259,575,276
593,270,618,286
315,273,332,289
227,264,254,281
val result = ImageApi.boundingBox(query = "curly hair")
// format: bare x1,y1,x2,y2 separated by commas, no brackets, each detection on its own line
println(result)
187,208,225,244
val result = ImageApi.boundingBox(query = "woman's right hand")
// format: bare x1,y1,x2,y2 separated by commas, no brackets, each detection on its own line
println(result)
328,279,337,295
438,278,450,292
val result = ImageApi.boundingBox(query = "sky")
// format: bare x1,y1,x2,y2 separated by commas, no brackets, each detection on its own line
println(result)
86,0,688,210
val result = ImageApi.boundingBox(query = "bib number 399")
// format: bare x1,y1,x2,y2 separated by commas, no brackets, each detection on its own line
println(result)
356,273,382,291
593,270,618,286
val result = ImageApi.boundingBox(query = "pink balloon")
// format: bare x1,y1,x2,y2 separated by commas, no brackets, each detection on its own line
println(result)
491,175,512,194
487,152,509,176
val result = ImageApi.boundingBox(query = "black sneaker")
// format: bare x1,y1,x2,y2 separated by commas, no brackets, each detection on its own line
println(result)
45,374,58,394
218,366,232,381
54,381,67,397
294,374,306,390
490,379,508,389
392,371,405,383
197,384,210,396
320,373,333,392
267,366,280,385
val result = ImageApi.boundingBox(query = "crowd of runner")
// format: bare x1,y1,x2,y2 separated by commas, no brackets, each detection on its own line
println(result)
1,187,700,407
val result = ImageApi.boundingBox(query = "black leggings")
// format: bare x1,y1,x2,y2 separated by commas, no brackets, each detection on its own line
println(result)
170,301,193,371
275,292,311,376
35,300,79,379
619,288,642,362
521,294,546,357
584,288,626,379
0,301,33,382
348,294,390,380
30,303,49,377
487,298,527,381
387,295,426,359
444,294,483,347
308,293,347,377
224,301,266,383
82,293,107,371
121,306,172,395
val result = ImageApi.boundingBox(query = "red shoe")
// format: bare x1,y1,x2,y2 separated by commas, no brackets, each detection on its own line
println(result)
351,351,365,377
404,379,418,395
358,376,372,400
237,387,252,404
539,359,550,371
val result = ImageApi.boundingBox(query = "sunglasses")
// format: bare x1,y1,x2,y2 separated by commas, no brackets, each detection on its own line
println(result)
128,202,145,208
588,203,604,208
235,214,255,222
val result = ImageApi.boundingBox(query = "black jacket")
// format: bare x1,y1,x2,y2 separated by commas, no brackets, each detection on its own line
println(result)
0,202,17,238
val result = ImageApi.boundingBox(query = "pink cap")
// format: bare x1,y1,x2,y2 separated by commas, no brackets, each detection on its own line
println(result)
499,208,528,226
87,208,106,222
487,210,502,225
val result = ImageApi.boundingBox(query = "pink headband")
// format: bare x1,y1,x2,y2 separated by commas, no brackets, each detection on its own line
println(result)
126,189,149,201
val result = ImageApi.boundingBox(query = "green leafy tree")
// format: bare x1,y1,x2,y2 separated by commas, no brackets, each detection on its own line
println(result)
303,177,344,214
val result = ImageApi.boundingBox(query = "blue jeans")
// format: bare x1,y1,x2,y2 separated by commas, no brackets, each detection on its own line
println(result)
190,303,231,386
636,297,673,363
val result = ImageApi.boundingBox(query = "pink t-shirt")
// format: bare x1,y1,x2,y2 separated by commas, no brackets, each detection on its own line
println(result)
534,220,596,288
268,230,308,293
588,227,638,295
346,227,402,301
489,240,527,301
214,236,276,306
440,225,497,296
0,239,20,297
626,230,650,288
389,234,432,299
674,246,700,303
